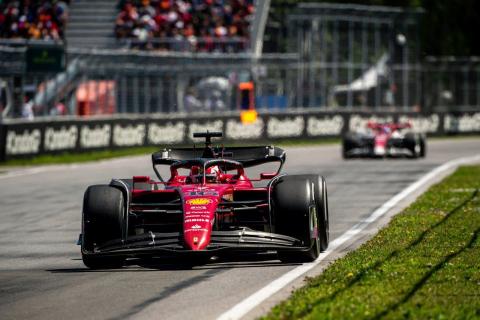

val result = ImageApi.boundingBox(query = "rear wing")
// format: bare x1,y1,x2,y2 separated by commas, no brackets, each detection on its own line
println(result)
152,146,286,168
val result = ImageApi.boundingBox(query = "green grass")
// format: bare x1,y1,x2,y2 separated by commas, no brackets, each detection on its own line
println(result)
0,146,160,167
264,165,480,320
0,138,340,167
0,134,478,167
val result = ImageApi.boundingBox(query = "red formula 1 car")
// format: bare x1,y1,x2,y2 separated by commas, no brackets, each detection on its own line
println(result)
80,132,329,269
342,121,427,159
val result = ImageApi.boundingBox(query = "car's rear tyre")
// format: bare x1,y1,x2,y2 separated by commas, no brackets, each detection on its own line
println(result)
273,175,328,263
82,185,126,269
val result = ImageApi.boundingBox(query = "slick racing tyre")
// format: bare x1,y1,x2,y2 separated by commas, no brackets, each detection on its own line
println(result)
419,135,427,158
342,132,356,159
82,185,125,269
308,175,329,251
273,175,328,263
405,133,424,158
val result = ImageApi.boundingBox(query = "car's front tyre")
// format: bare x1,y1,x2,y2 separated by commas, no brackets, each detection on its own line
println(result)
81,185,126,269
273,175,329,263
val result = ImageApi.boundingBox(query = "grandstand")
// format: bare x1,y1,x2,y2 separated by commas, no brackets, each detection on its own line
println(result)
66,0,117,49
115,0,255,52
0,0,268,119
1,0,264,52
0,0,69,41
1,1,478,120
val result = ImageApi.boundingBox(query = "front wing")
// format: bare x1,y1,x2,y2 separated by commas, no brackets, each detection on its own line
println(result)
344,137,415,157
81,230,312,258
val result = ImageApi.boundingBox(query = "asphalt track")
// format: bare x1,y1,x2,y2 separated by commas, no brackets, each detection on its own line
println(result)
0,138,479,320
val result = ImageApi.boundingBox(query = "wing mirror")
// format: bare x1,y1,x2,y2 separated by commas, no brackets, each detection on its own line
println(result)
260,172,277,180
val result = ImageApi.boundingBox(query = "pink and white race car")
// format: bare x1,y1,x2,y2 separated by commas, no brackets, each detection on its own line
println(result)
342,121,426,158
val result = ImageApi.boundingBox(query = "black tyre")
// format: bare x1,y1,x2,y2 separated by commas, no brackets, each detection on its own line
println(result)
342,142,350,159
309,175,329,251
404,133,421,158
82,185,125,269
419,135,427,158
342,132,355,159
273,175,327,263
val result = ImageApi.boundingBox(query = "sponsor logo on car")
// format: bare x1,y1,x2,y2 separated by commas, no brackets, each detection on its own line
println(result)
185,218,210,223
185,228,208,233
189,191,219,196
185,213,211,218
186,212,211,217
186,198,212,205
188,205,208,210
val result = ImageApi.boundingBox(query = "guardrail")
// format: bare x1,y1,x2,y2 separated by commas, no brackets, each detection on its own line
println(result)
1,110,479,161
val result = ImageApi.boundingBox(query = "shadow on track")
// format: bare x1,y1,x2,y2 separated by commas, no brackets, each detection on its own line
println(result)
47,252,299,273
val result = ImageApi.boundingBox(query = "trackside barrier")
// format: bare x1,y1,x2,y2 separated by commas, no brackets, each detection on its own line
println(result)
1,110,479,161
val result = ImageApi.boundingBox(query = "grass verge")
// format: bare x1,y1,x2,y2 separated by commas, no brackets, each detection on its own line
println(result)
0,146,160,167
1,135,478,167
0,138,340,167
264,165,480,320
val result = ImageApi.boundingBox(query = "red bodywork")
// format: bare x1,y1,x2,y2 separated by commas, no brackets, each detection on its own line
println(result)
81,136,316,264
367,121,411,155
130,163,270,251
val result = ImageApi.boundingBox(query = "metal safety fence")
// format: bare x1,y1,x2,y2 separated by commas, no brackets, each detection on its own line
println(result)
1,47,480,119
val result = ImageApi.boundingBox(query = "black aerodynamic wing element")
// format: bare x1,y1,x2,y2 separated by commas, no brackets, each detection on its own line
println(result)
219,146,286,168
152,146,286,168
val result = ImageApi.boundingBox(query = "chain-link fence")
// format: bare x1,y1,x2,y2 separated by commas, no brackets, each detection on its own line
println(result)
423,57,480,112
2,45,480,119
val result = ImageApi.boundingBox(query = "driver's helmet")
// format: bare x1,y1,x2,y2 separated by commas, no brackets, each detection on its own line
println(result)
189,165,221,183
204,165,221,183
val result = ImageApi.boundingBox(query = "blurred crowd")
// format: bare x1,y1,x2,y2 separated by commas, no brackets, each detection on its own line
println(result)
115,0,254,52
0,0,69,40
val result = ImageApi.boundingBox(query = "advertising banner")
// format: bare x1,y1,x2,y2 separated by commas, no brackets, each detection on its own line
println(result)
1,111,479,161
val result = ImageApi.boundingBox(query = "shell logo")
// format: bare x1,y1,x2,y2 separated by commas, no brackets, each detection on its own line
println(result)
186,198,212,205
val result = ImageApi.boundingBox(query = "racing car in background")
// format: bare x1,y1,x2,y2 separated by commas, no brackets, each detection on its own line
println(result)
342,121,427,158
80,132,329,269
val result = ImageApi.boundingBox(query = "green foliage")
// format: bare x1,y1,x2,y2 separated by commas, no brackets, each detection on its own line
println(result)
263,165,480,319
268,0,480,55
0,146,160,167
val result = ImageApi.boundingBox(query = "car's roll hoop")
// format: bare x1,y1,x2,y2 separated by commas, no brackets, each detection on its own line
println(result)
192,131,223,157
193,131,223,144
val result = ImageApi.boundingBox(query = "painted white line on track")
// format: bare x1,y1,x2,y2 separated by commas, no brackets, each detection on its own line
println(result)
217,154,480,320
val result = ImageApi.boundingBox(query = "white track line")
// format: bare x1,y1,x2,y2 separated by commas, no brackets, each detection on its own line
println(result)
217,154,480,320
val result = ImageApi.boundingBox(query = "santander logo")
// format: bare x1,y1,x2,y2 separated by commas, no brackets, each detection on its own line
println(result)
186,198,212,205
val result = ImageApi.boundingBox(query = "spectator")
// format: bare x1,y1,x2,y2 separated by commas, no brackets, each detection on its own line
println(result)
0,0,70,40
184,88,202,112
115,0,254,52
21,96,34,120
